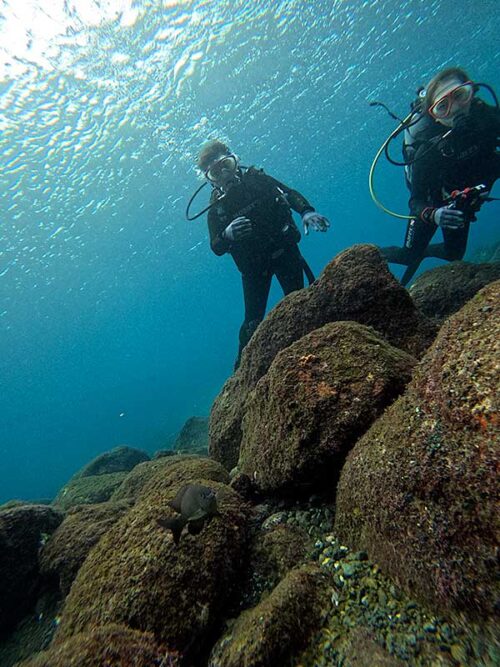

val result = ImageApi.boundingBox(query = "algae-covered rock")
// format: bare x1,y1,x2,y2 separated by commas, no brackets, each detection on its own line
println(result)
335,281,500,618
74,446,150,478
209,563,331,667
40,501,131,596
52,472,127,511
54,469,249,659
409,260,500,323
17,624,180,667
111,455,228,503
340,628,405,666
0,505,63,633
244,524,312,606
210,244,435,471
239,322,416,494
174,416,209,455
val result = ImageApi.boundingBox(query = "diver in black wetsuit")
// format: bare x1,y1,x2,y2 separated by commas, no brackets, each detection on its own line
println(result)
380,67,500,286
198,140,330,368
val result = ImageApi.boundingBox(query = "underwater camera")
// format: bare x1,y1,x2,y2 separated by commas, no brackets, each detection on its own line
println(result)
368,82,498,220
444,184,488,221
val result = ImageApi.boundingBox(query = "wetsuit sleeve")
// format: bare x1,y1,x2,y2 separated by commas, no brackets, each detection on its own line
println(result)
207,199,231,256
408,144,441,224
261,173,314,215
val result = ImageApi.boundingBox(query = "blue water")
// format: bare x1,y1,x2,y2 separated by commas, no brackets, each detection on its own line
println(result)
0,0,498,503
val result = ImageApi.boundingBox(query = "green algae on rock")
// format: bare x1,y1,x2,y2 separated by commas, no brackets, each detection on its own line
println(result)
209,563,331,667
16,624,180,667
210,244,435,471
334,281,500,619
409,260,500,324
242,523,313,607
239,322,416,494
51,472,128,511
53,477,249,660
73,446,150,479
40,501,132,596
111,455,229,503
174,416,209,455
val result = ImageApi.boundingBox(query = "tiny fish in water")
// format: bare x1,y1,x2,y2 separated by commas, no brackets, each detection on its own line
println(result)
157,483,219,544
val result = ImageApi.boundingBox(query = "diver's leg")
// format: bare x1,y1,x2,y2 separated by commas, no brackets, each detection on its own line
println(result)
425,222,470,261
274,246,305,295
381,219,436,286
380,218,435,267
235,270,272,369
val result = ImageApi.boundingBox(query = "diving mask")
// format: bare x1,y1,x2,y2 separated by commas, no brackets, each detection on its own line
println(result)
429,81,474,120
204,154,238,183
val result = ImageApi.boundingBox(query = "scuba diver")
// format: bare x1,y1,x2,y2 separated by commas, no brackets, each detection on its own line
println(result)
373,67,499,286
192,140,330,369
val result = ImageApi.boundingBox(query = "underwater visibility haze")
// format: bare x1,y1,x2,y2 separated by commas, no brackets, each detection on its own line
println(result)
0,0,498,503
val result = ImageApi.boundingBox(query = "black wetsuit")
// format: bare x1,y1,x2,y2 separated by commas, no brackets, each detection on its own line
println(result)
381,99,500,286
207,167,314,367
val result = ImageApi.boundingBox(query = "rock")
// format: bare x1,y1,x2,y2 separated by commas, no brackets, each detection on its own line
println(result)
239,322,416,494
0,589,61,667
340,628,405,666
53,467,249,661
110,455,228,503
210,244,435,470
335,281,500,618
409,261,500,323
208,564,331,667
174,416,209,455
51,472,127,511
40,501,131,596
0,505,64,633
0,499,52,510
152,449,176,459
17,624,180,667
73,446,150,478
243,524,312,606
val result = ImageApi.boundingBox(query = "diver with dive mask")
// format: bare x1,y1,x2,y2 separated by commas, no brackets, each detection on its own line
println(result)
370,67,499,286
191,139,330,369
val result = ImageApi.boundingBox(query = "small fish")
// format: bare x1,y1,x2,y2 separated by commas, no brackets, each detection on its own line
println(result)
157,484,219,545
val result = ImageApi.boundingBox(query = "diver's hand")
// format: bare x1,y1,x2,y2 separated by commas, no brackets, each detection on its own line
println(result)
302,211,330,236
223,217,253,242
433,207,465,229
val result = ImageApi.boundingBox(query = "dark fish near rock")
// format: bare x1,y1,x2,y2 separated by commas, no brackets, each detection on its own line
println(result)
157,483,219,545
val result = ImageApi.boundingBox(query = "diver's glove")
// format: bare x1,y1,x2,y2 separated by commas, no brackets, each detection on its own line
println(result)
223,216,253,242
302,211,330,236
433,207,465,229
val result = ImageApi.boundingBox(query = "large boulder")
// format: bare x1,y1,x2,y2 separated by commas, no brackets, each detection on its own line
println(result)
0,505,64,633
54,463,249,661
110,455,228,503
239,322,416,494
52,472,128,511
74,446,150,478
208,563,331,667
17,624,179,667
210,244,435,470
335,281,500,618
409,261,500,323
174,416,209,455
40,501,131,596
